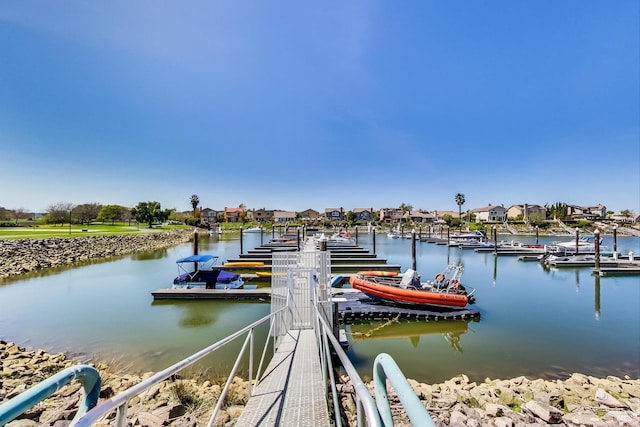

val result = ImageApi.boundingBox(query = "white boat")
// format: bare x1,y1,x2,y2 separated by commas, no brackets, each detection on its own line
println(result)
243,226,263,233
551,235,603,254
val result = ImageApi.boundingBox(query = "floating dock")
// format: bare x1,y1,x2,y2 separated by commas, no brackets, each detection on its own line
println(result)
151,288,272,300
332,289,480,322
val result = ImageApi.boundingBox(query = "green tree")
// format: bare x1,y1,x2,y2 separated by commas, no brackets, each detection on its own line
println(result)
132,201,164,228
345,210,356,226
73,203,103,224
98,205,127,225
45,202,75,226
455,193,465,230
529,213,547,227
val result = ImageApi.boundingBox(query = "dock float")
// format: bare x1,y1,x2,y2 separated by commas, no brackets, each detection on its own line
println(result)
151,288,272,300
594,265,640,276
332,289,480,323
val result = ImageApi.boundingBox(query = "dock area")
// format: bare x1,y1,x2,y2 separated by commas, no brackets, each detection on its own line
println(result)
333,289,480,322
594,265,640,276
151,288,272,300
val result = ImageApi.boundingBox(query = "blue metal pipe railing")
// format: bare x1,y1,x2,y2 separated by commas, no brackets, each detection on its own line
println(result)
373,353,436,427
0,364,101,426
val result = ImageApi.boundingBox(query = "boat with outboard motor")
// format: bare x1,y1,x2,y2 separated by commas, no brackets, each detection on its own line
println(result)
349,264,476,309
172,255,244,289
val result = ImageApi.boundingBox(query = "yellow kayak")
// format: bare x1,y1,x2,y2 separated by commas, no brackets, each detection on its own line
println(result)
223,261,265,267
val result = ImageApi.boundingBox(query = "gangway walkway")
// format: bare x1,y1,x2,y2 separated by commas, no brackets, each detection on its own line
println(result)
235,329,329,426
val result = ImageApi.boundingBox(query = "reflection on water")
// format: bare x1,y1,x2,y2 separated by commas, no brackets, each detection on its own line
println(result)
0,233,637,384
349,318,474,353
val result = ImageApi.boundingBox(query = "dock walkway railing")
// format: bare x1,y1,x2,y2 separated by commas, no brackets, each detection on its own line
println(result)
1,236,437,426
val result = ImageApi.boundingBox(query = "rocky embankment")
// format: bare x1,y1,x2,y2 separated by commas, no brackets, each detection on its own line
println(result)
0,230,193,279
2,342,639,426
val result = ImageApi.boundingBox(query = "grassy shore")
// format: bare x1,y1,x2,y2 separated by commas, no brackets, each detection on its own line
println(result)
0,223,190,240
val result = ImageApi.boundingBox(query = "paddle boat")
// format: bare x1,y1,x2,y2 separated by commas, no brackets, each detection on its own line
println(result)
349,264,476,309
172,255,244,289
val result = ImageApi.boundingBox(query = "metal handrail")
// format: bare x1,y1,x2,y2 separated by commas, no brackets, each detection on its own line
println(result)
373,353,436,426
74,306,288,427
313,302,383,427
0,364,101,426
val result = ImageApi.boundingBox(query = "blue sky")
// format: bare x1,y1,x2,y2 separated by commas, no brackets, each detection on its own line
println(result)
1,1,638,214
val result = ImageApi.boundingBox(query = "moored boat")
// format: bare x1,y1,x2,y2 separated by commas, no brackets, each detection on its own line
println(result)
349,264,475,309
172,255,244,289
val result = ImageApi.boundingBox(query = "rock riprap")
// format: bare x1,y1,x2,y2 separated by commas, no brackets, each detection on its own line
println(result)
0,230,193,279
2,341,639,426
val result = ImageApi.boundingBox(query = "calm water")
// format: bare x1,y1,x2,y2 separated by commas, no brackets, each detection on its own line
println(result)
0,232,638,384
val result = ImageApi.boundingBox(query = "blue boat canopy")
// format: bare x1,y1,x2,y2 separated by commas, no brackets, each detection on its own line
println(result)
176,255,218,264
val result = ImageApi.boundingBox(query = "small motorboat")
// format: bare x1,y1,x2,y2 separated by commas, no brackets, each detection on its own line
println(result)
349,264,475,309
243,226,263,233
173,255,244,289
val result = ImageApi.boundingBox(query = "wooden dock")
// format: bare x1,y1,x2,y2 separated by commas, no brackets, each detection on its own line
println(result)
235,329,330,426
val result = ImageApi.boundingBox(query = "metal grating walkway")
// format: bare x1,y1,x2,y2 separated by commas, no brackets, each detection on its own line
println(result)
235,329,330,426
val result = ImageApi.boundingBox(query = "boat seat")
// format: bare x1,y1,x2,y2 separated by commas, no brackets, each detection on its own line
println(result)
400,269,417,289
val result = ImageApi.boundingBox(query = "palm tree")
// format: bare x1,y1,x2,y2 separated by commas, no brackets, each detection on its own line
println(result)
190,194,199,217
455,193,465,231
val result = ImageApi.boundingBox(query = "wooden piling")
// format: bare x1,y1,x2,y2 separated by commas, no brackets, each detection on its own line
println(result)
372,227,376,255
411,230,416,271
594,229,600,270
240,226,244,254
613,225,618,255
493,226,497,255
535,226,539,245
575,227,580,254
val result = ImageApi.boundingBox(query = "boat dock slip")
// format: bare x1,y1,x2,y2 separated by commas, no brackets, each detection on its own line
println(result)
151,288,272,300
333,289,480,322
594,265,640,276
235,329,330,427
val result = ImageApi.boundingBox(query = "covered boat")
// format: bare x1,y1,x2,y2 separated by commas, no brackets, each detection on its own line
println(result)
173,255,244,289
349,264,475,309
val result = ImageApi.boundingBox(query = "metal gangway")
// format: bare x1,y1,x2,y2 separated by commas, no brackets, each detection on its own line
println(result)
0,237,436,427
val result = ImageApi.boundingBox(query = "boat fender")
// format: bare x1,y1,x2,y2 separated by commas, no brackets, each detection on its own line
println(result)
434,273,446,284
449,278,460,290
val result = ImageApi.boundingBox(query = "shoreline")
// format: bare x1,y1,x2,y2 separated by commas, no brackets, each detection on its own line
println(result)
0,229,193,279
1,341,638,426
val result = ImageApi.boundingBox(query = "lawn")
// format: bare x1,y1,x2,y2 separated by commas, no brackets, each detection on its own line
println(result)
0,223,189,240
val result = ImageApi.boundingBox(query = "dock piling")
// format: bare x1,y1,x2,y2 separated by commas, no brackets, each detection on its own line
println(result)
411,231,416,271
594,229,600,271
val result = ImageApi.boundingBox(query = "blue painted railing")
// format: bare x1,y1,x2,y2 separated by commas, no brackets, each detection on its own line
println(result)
374,353,437,427
0,364,101,426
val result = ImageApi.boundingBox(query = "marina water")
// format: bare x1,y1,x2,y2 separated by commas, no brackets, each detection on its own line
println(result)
0,232,638,384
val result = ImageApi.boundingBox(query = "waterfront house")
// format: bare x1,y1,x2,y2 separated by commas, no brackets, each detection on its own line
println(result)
379,208,404,223
324,208,345,222
353,208,374,222
409,210,436,224
435,210,462,221
253,209,274,223
506,204,547,221
473,205,507,222
567,204,607,219
274,211,297,223
200,208,218,224
300,209,320,221
224,207,243,223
